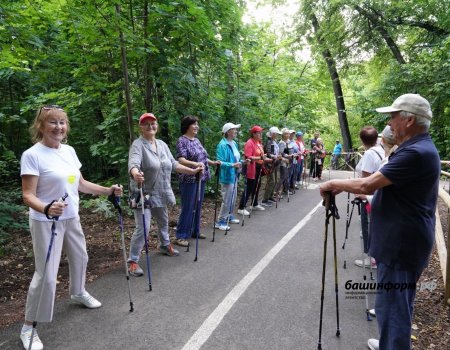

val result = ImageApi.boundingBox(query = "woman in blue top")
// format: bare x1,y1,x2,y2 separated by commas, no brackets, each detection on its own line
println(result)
215,123,242,230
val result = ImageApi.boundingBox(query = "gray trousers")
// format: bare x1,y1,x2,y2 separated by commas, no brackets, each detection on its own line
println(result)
129,207,169,263
218,182,238,221
25,217,88,322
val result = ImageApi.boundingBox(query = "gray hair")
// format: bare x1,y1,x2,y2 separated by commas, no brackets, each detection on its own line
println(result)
399,111,430,131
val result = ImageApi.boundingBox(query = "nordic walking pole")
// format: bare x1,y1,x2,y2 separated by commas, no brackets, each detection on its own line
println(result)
341,191,352,269
317,191,331,350
365,201,375,281
249,164,264,218
29,193,68,350
225,172,239,236
331,194,341,337
317,191,341,349
241,162,249,227
193,173,202,262
139,184,152,291
211,164,220,242
355,198,372,321
108,190,134,312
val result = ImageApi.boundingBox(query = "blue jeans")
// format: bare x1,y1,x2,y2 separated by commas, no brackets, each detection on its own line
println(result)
176,181,205,240
375,263,421,350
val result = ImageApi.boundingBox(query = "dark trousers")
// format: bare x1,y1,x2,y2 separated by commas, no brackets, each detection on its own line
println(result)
311,160,323,179
239,164,262,208
176,181,205,240
375,263,421,350
296,160,303,182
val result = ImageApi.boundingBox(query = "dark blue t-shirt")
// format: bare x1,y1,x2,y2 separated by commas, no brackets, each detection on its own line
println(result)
369,133,440,272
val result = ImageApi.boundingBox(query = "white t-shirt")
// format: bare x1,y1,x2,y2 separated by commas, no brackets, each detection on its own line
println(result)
355,145,384,177
20,142,81,221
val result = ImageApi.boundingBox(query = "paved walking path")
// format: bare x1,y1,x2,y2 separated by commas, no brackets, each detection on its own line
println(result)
0,170,379,350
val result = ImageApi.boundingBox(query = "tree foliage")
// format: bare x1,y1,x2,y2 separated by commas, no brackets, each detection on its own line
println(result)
0,0,448,238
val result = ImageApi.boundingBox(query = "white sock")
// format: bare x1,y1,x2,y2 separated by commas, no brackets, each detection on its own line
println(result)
21,324,32,334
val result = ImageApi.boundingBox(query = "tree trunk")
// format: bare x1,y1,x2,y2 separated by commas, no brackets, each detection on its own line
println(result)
310,14,353,151
354,5,406,64
115,4,135,144
143,0,153,112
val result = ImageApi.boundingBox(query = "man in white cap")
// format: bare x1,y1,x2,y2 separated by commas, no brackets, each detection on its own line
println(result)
262,127,282,205
319,94,440,350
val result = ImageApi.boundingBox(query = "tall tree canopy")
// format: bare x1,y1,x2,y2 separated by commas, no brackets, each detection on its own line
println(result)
1,0,449,186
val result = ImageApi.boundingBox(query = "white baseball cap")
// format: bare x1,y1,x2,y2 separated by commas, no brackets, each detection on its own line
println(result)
269,126,282,135
222,122,241,134
376,94,432,120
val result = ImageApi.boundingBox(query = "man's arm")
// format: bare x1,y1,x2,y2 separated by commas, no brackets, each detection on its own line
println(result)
319,171,392,197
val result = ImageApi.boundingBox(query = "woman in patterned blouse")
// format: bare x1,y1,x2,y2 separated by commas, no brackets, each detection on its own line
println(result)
174,115,220,247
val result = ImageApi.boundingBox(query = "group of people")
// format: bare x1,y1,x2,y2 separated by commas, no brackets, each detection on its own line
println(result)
19,93,439,350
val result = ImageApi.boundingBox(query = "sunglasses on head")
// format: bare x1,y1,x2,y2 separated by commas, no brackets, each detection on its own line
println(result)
37,105,65,119
42,105,64,111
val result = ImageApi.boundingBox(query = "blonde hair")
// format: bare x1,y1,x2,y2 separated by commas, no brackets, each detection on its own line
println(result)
30,105,70,143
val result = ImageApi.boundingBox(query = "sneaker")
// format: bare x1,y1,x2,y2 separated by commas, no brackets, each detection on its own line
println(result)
355,257,377,269
160,244,179,256
261,200,273,207
215,220,231,231
228,215,240,224
70,290,102,309
369,309,376,317
367,338,379,350
20,329,44,350
191,233,206,239
128,261,144,277
252,205,265,211
237,209,250,216
268,198,277,203
174,238,189,247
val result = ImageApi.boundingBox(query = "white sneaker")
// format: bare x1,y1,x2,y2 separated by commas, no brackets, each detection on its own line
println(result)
369,308,376,317
20,329,44,350
237,209,250,216
252,205,265,211
355,257,377,269
214,221,231,231
367,338,379,350
228,216,240,224
71,290,102,308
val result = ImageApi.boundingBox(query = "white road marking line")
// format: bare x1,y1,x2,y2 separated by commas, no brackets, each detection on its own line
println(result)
182,201,323,350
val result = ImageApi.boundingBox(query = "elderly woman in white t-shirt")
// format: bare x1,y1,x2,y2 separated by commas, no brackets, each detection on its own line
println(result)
20,105,123,350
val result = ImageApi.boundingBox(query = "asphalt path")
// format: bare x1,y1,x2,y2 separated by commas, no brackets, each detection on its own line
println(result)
0,170,379,350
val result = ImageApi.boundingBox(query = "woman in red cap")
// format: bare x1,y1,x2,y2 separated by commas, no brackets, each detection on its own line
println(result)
237,125,268,214
127,113,202,276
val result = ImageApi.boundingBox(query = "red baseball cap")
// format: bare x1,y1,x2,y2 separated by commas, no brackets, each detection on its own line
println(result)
250,125,263,133
139,113,157,124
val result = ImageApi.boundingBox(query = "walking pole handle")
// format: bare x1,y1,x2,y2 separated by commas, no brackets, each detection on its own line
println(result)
107,185,123,214
322,191,332,210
